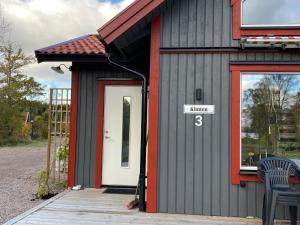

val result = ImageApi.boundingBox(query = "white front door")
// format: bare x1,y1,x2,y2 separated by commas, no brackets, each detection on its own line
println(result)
102,85,142,186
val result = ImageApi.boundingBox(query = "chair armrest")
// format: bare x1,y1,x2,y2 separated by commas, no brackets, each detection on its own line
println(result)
273,190,300,196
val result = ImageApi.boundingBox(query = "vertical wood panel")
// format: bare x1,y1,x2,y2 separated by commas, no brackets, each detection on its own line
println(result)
211,54,221,215
185,55,195,214
193,54,204,215
220,54,230,216
167,54,178,213
202,54,212,215
176,54,187,213
158,55,170,212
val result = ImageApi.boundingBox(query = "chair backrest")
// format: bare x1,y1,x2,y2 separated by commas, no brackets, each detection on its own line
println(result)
257,157,296,186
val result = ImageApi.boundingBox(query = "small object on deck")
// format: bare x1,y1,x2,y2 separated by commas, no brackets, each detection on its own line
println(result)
246,216,255,219
72,185,82,190
127,198,139,209
127,179,139,210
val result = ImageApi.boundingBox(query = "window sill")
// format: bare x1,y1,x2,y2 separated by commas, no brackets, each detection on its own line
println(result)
240,170,257,175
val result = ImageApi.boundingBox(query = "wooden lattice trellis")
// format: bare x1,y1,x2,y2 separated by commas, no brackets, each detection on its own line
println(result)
47,88,71,183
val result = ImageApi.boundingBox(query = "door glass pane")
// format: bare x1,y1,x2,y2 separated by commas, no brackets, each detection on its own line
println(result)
241,73,300,169
121,97,131,167
242,0,300,27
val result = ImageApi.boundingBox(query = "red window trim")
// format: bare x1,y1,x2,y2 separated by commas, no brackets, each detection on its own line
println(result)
95,80,142,189
230,64,300,185
231,0,300,40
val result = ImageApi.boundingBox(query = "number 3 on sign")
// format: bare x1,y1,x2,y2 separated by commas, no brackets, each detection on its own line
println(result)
195,115,203,127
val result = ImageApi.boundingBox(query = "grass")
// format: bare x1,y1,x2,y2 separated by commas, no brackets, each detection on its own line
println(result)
0,139,48,148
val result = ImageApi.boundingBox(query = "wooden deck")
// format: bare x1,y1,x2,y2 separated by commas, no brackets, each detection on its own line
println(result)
3,189,282,225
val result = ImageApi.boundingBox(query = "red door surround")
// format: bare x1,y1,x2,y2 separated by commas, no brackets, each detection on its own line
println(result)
94,80,142,188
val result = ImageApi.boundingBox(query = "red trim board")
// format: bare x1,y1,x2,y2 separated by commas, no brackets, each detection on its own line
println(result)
68,70,79,187
146,16,160,213
98,0,165,44
95,80,142,188
230,64,300,185
232,0,300,40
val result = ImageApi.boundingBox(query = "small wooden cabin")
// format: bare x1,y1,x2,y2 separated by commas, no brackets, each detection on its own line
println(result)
35,0,300,219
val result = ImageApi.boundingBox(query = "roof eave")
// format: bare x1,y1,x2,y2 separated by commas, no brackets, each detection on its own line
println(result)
97,0,165,45
35,53,106,63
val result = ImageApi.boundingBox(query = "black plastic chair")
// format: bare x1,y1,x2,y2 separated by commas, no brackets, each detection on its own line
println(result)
257,157,300,225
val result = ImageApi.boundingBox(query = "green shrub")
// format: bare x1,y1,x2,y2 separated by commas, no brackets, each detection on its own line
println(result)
37,169,49,199
57,138,69,161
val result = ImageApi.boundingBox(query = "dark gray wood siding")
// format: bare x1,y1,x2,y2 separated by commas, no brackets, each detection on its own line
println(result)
161,0,238,48
157,0,300,218
158,52,300,217
75,70,134,187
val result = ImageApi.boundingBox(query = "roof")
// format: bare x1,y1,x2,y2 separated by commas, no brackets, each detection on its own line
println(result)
35,34,105,56
35,0,165,62
98,0,165,44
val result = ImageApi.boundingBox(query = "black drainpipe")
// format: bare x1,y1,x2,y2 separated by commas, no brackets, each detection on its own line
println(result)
104,53,148,212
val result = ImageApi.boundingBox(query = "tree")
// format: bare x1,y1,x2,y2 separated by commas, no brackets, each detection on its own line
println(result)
0,44,45,145
243,74,297,156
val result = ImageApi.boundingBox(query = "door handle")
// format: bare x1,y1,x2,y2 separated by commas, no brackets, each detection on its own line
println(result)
105,136,111,139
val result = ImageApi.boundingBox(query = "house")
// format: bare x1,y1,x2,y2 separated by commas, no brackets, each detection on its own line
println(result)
35,0,300,219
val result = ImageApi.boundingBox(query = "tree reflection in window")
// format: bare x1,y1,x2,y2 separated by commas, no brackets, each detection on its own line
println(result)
121,97,131,167
241,73,300,169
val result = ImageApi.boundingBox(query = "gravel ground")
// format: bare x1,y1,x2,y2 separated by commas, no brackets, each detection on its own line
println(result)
0,142,47,224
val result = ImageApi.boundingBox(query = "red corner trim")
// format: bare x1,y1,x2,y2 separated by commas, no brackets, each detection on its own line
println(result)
230,64,300,185
231,0,239,6
68,70,79,187
95,82,105,188
147,15,160,213
98,0,165,44
232,0,241,40
95,80,142,188
232,0,300,40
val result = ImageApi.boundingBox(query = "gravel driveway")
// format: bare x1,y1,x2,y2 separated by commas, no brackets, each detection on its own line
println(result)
0,142,47,224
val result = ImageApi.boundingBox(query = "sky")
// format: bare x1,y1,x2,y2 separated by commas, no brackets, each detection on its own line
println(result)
0,0,133,93
242,0,300,26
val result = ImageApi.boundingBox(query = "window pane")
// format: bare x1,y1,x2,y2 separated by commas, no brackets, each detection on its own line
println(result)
242,0,300,27
241,73,300,169
121,97,131,167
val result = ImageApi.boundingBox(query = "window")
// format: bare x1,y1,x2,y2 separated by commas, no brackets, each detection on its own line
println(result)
231,0,300,39
121,96,131,167
242,0,300,28
231,65,300,184
241,73,300,170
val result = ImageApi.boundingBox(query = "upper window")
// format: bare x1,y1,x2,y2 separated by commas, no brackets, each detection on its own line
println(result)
241,73,300,170
242,0,300,28
232,0,300,39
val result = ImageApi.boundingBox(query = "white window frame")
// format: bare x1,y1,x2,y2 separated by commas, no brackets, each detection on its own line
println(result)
241,1,300,28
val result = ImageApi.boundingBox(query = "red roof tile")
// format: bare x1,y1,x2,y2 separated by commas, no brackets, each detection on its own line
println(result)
35,34,105,55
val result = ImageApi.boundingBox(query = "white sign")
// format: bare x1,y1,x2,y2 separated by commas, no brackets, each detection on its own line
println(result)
184,105,215,115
